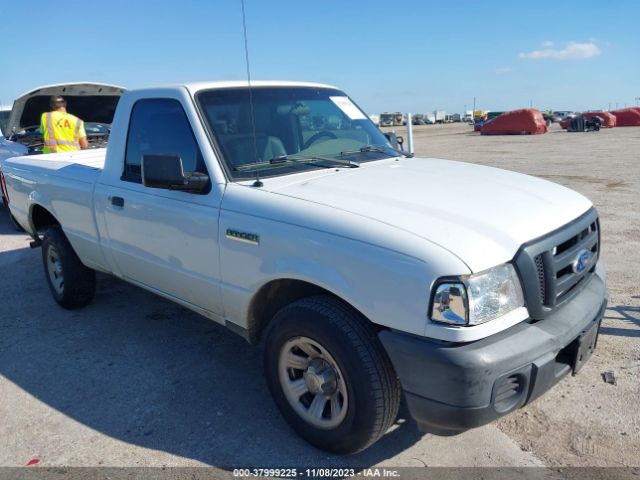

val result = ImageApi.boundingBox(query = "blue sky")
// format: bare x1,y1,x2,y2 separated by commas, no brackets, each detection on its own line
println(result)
1,0,638,114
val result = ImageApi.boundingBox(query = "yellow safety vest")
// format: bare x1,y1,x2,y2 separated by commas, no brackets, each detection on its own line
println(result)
40,111,86,153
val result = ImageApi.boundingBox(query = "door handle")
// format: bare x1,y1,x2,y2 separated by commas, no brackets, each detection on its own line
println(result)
111,196,125,207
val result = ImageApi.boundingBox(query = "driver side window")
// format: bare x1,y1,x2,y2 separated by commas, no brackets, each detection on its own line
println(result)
123,99,207,183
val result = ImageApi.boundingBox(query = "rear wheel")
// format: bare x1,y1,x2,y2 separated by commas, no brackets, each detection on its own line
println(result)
42,226,96,309
264,296,400,454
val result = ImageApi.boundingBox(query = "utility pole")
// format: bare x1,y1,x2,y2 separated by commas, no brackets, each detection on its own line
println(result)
473,96,476,113
406,112,414,155
636,97,640,106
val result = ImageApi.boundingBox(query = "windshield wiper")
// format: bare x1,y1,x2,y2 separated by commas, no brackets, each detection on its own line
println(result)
234,154,360,173
339,144,414,158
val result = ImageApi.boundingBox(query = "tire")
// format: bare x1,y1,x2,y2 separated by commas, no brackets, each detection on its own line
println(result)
263,295,400,454
41,226,96,309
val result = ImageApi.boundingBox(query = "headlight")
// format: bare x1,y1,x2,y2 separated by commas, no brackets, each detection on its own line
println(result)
431,263,524,326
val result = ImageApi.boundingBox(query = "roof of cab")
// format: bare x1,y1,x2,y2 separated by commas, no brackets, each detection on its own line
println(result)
182,80,339,95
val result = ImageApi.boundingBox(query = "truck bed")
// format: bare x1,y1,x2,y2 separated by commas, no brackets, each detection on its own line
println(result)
4,149,108,272
5,149,106,181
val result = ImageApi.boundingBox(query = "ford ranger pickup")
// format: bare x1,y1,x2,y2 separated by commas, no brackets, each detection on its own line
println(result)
2,81,607,453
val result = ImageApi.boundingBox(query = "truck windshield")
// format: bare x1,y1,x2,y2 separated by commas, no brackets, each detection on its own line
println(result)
196,87,396,180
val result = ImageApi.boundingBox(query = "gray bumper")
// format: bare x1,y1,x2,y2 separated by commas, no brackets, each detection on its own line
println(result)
379,273,607,434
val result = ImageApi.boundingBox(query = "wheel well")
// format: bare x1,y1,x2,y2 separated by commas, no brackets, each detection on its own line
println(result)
248,279,362,343
31,205,60,232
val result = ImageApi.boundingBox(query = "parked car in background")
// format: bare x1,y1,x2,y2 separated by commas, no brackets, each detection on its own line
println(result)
552,111,576,123
2,82,125,156
0,82,125,225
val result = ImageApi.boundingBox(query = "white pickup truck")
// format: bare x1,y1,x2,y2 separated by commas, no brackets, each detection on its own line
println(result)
3,81,607,454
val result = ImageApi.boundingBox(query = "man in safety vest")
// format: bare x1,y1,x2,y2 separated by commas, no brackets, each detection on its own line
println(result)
40,96,88,153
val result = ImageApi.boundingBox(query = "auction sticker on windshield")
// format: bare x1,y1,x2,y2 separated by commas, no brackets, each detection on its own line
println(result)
330,96,366,120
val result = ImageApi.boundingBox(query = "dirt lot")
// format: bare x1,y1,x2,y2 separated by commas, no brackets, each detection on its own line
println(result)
0,123,638,471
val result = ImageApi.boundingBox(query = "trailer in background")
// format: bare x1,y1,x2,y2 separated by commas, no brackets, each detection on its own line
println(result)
463,110,473,122
434,110,447,123
379,112,395,127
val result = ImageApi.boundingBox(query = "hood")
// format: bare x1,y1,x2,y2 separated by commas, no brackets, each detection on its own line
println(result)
6,82,126,133
266,158,593,272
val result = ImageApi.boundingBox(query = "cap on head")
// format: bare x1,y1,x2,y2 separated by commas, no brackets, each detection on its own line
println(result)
50,95,67,109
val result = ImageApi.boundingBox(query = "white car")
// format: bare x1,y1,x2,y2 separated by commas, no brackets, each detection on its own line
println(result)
0,82,125,222
3,81,607,454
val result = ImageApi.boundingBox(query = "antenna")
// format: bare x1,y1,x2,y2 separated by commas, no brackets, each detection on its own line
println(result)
240,0,263,187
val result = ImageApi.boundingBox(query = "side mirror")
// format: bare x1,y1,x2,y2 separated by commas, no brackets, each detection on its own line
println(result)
141,154,209,193
383,131,398,148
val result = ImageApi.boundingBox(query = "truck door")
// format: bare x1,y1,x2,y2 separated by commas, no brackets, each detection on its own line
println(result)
99,98,223,316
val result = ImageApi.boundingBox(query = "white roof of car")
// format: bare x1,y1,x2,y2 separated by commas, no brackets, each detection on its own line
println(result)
182,80,339,95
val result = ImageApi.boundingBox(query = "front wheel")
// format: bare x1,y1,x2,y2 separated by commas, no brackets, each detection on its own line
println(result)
42,226,96,309
264,296,400,454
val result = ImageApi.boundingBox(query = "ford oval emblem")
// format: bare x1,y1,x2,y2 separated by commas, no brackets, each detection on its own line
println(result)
572,249,591,274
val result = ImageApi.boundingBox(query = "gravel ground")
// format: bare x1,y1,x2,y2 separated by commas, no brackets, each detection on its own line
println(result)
0,123,638,471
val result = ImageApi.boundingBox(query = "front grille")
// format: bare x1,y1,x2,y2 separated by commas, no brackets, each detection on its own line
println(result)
534,254,546,304
514,208,599,319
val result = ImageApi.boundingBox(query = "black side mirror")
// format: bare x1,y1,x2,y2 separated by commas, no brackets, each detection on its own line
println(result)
383,131,398,149
142,154,209,193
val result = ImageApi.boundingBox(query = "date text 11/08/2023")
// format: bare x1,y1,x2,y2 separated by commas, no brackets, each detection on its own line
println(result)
232,468,400,478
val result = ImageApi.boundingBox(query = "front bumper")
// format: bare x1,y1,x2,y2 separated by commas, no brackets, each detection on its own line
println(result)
379,272,607,434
